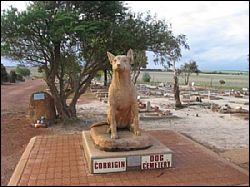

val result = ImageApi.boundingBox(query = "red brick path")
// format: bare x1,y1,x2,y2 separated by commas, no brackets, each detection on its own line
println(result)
11,130,249,186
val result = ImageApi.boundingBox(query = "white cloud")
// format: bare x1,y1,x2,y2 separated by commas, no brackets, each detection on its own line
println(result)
126,1,249,34
194,46,245,62
1,1,249,70
1,1,29,12
126,1,249,70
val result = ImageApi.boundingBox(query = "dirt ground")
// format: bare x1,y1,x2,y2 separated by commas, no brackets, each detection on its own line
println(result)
1,80,249,185
1,79,97,186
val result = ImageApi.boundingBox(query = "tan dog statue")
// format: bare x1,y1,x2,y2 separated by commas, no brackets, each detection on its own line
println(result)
106,49,141,139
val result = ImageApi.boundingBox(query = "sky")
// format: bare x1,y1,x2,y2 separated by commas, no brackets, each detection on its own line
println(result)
1,1,249,71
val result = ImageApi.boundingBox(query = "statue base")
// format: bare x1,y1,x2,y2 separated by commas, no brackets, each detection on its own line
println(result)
90,124,152,151
82,130,173,174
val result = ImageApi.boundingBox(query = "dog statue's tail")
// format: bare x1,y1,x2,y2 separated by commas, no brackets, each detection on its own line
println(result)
90,121,109,129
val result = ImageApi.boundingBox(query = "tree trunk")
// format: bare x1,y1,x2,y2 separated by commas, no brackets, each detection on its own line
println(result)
104,69,107,86
134,70,141,84
174,74,182,107
46,79,77,121
173,61,182,108
132,68,141,84
186,73,190,85
55,98,77,120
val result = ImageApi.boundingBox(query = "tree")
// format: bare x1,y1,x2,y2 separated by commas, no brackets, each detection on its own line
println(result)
1,1,189,119
1,1,127,120
1,63,8,84
219,80,225,89
142,72,151,82
156,34,190,108
131,50,147,84
180,60,199,85
95,70,103,81
219,80,225,85
9,70,16,83
16,65,31,77
16,74,25,81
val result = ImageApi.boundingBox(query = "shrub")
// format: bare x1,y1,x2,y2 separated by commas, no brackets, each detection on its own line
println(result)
16,74,25,81
219,80,225,85
9,70,17,83
1,63,8,83
95,70,103,81
142,72,151,82
16,65,30,77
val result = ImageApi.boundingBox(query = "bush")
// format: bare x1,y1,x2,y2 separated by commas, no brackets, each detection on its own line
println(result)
95,70,103,81
9,70,17,83
219,80,225,85
142,72,151,82
1,63,8,83
16,65,30,77
16,74,25,81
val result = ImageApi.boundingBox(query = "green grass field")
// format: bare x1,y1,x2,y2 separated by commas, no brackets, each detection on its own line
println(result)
139,71,249,90
5,66,249,91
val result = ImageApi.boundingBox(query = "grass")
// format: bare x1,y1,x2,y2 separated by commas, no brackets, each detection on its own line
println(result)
5,66,249,91
139,71,249,90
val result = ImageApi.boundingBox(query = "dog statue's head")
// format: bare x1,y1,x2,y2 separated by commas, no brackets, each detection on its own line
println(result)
107,49,134,72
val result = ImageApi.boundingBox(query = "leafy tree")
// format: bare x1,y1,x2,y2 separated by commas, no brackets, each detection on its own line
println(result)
16,65,31,77
1,63,8,83
158,35,190,108
1,1,127,120
9,70,16,83
142,72,151,82
16,74,25,81
1,1,189,119
180,60,199,85
219,79,225,89
95,70,103,81
131,50,147,84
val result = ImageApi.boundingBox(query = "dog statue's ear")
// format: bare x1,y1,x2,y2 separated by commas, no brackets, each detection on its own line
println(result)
127,49,134,64
107,51,115,64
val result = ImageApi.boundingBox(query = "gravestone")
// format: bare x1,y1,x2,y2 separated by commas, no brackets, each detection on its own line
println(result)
29,91,56,125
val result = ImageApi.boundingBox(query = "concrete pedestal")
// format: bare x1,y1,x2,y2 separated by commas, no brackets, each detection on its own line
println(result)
82,131,173,174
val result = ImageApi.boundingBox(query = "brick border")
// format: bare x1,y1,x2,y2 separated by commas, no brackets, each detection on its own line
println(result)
7,131,249,186
8,137,37,186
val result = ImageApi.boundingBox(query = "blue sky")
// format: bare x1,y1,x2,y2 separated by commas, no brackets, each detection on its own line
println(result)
1,1,249,71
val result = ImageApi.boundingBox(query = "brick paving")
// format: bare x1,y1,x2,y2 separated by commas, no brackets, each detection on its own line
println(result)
9,130,249,186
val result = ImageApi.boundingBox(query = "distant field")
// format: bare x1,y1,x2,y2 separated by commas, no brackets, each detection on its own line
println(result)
138,71,249,90
5,66,249,90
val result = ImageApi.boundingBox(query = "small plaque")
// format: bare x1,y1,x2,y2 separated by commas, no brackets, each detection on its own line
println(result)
93,157,126,173
33,93,45,100
141,153,172,170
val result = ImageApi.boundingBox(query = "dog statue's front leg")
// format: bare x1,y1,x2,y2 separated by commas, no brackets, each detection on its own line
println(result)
109,106,118,139
131,103,141,136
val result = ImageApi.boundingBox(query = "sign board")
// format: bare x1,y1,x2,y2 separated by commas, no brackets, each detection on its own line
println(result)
93,157,126,173
141,154,172,170
33,93,45,100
